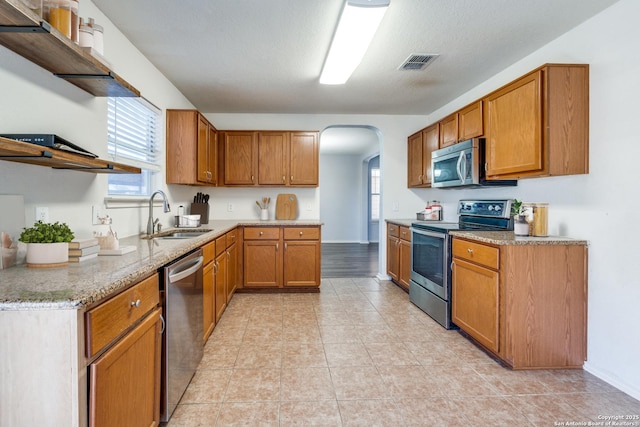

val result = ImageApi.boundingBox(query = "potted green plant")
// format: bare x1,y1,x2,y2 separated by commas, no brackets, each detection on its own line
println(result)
19,220,75,267
511,199,530,236
510,199,523,217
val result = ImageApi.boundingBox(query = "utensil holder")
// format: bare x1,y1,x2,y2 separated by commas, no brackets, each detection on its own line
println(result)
260,209,269,221
190,203,209,224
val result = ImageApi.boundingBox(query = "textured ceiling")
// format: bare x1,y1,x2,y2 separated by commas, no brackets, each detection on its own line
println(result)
93,0,618,117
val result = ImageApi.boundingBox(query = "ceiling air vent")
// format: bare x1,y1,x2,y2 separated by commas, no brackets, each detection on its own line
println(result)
399,54,439,71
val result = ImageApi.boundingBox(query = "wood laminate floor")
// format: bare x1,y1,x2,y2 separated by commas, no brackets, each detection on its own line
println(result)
321,243,379,278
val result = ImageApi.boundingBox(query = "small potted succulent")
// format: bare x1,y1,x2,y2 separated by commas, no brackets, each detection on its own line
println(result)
19,220,75,267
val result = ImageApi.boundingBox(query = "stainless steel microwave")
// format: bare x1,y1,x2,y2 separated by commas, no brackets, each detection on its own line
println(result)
430,138,517,188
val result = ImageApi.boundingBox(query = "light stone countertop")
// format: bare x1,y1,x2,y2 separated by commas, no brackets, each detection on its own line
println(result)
385,219,587,246
385,219,415,227
449,230,588,246
0,219,322,311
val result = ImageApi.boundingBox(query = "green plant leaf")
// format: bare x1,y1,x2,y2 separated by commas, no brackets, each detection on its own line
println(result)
19,220,74,243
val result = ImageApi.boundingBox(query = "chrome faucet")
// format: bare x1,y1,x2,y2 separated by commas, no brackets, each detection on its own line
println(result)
147,190,171,235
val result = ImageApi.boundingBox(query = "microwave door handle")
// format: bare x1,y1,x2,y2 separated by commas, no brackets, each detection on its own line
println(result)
461,152,468,183
456,151,465,182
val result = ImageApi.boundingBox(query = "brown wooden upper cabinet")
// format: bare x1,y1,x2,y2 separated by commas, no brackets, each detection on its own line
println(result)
484,64,589,179
406,63,588,186
220,131,258,185
458,100,484,141
166,110,217,185
220,130,319,187
438,113,459,148
407,123,439,188
438,100,484,148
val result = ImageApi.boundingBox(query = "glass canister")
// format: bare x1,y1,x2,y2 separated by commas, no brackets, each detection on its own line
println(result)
18,0,43,18
524,202,549,237
87,18,104,55
78,17,94,49
44,0,74,39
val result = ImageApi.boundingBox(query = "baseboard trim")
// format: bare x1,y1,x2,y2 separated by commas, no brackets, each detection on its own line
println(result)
322,240,379,244
584,361,640,401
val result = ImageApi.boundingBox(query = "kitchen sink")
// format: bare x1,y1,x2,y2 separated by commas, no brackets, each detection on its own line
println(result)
152,229,213,239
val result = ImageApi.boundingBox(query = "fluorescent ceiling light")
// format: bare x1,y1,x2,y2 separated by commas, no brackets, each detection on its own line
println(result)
320,0,390,85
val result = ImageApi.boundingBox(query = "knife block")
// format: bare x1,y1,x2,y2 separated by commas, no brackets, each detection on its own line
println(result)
190,203,209,224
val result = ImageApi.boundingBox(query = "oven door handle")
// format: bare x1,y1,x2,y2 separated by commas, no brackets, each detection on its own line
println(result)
410,227,448,239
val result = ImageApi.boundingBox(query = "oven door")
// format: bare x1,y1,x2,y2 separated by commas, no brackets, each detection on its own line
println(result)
410,227,450,300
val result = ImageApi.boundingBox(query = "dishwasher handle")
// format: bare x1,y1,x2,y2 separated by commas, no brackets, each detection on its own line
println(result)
168,256,204,283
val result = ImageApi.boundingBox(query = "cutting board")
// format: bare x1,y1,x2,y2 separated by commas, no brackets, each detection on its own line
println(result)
275,194,298,220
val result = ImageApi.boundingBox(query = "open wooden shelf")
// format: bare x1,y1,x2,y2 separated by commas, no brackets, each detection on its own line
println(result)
0,136,141,174
0,0,139,97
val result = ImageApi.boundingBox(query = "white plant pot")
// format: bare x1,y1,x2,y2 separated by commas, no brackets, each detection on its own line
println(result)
26,242,69,267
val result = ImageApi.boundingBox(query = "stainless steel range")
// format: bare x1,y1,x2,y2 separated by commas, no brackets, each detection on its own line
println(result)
409,199,513,329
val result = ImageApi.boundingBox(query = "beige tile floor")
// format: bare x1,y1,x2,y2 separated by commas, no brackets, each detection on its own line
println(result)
167,277,640,426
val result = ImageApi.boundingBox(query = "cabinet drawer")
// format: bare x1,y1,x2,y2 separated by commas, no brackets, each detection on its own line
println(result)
387,223,400,238
86,273,160,358
452,238,499,270
244,227,280,240
284,227,320,240
226,228,238,246
216,234,226,256
202,240,216,264
399,226,411,242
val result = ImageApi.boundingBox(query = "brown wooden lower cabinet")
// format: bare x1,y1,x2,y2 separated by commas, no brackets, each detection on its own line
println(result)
89,307,162,427
386,223,411,291
283,240,320,287
451,237,587,369
226,241,238,301
202,240,216,343
242,226,321,289
215,248,227,322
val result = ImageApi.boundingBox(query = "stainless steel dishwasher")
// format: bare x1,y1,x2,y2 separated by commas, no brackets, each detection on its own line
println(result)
159,248,204,422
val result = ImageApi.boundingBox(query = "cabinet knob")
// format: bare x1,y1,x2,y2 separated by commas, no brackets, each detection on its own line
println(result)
259,231,264,236
467,248,473,254
290,175,294,182
282,176,286,183
299,231,303,236
130,299,141,308
251,175,254,182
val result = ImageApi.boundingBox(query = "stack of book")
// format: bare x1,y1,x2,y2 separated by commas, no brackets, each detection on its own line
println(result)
68,238,100,263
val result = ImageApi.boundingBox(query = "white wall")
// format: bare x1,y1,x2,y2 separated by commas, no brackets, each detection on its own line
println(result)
319,153,364,242
413,0,640,400
0,1,195,239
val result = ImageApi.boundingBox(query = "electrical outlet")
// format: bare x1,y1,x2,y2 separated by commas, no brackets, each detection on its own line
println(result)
92,205,102,225
227,203,234,212
35,207,49,222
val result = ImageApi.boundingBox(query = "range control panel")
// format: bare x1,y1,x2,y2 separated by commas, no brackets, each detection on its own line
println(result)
458,200,512,218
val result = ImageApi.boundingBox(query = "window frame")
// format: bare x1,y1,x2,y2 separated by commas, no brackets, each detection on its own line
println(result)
106,96,162,197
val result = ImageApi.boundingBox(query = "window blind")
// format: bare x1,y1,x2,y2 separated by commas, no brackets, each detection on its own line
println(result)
107,97,161,196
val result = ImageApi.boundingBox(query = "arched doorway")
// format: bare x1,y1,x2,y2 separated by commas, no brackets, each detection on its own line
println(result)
319,125,381,277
